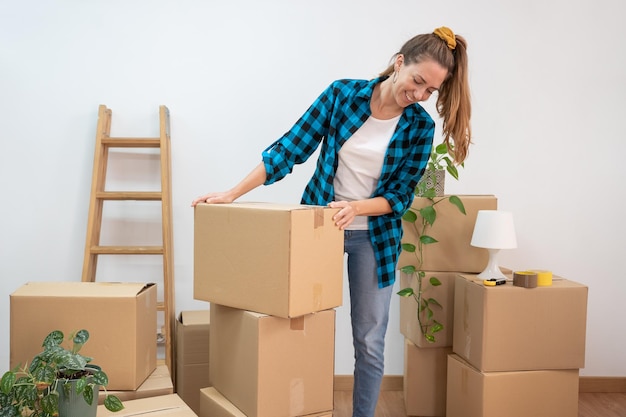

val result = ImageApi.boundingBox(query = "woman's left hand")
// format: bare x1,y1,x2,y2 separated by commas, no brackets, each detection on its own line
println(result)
328,201,357,230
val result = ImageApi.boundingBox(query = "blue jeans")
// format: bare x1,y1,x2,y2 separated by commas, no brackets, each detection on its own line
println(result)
344,230,394,417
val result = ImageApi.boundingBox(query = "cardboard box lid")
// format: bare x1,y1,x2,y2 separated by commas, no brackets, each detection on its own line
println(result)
201,201,327,211
97,394,197,416
12,281,155,298
179,310,211,326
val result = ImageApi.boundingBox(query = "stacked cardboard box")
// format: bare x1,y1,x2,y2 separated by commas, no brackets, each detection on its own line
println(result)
10,282,158,391
175,310,211,414
193,203,344,417
398,195,497,417
447,274,588,417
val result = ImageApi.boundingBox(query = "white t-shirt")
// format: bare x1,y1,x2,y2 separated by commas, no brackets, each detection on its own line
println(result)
334,114,401,230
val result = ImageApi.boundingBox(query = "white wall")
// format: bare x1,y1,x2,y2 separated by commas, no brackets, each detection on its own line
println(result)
1,0,625,377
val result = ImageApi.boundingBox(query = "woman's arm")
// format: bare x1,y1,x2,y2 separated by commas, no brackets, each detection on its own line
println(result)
328,197,392,230
191,162,267,207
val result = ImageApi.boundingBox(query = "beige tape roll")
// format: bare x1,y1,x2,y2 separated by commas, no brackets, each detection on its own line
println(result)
529,269,553,286
513,271,538,288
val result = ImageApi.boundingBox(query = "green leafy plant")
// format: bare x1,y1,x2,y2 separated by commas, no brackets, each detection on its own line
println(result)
398,142,466,343
0,329,124,417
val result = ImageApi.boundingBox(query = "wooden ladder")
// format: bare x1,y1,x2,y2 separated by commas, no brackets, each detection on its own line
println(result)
81,104,175,375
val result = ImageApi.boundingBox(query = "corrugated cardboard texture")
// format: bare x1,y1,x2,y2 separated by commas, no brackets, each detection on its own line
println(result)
209,304,335,417
398,195,497,273
97,393,198,416
10,282,157,390
99,364,173,405
446,354,579,417
403,339,451,416
194,202,343,318
453,274,588,372
176,310,210,414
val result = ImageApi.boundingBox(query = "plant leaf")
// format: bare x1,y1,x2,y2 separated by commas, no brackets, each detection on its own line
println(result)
420,235,438,245
428,298,443,308
401,243,416,253
446,164,459,180
448,195,466,215
42,331,64,349
0,372,15,395
83,384,94,405
75,377,86,395
399,265,416,275
397,288,414,297
402,210,417,223
431,321,444,333
41,391,59,415
434,142,448,154
91,369,109,387
104,395,125,412
419,205,436,225
429,277,442,286
424,334,435,343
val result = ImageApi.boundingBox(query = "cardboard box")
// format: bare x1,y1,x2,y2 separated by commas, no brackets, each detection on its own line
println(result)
97,393,197,416
10,282,157,390
175,310,210,414
194,202,343,318
99,364,173,405
199,387,245,417
199,387,333,417
404,339,451,417
453,274,588,371
398,195,497,273
210,304,335,417
446,354,579,417
399,271,457,348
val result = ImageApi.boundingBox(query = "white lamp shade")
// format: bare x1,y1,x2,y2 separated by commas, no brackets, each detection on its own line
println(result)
470,210,517,250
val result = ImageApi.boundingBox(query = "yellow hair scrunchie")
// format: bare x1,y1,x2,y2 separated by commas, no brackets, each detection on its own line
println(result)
433,26,457,50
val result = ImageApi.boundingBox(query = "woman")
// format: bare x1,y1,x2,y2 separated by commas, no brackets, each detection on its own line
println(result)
192,26,471,417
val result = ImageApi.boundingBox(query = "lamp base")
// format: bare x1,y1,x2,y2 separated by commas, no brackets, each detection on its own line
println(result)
477,248,508,280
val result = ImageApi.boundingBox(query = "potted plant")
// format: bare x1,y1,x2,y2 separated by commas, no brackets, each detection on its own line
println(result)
0,329,124,417
415,142,462,197
398,142,465,343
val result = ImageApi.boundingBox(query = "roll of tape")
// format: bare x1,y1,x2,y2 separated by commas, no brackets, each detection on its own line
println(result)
513,271,538,288
529,269,553,286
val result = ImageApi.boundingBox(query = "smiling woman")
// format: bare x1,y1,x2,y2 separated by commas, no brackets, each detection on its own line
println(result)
191,27,472,417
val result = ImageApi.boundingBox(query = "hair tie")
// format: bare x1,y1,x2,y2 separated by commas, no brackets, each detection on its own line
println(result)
433,26,456,50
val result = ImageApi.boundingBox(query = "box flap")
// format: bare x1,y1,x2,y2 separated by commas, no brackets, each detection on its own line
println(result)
179,310,211,326
12,282,155,298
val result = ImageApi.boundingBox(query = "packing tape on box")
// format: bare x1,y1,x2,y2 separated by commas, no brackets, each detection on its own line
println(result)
513,271,538,288
529,269,553,286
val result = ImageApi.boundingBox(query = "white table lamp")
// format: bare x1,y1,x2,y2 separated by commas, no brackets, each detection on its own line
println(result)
470,210,517,280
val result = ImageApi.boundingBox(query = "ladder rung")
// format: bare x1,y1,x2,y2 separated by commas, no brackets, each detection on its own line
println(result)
96,191,162,201
157,302,165,311
102,137,161,148
90,245,164,254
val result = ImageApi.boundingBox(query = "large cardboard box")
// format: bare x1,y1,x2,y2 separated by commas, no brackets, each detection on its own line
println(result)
210,304,335,417
446,354,579,417
175,310,210,414
194,202,343,318
404,339,451,417
398,195,497,273
10,282,157,390
99,364,173,405
453,274,588,372
97,393,197,416
399,271,457,348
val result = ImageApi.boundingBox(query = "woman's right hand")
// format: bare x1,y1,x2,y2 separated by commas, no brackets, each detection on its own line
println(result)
191,191,235,207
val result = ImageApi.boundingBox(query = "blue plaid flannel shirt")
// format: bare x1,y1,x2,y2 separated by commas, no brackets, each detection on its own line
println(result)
262,77,435,288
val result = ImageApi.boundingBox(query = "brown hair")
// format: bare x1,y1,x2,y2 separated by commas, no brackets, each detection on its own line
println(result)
380,31,472,165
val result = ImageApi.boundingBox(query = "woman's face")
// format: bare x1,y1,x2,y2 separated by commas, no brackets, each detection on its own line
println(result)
393,56,448,106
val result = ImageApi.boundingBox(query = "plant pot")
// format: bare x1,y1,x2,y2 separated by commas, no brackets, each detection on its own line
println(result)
416,169,445,197
55,365,100,417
